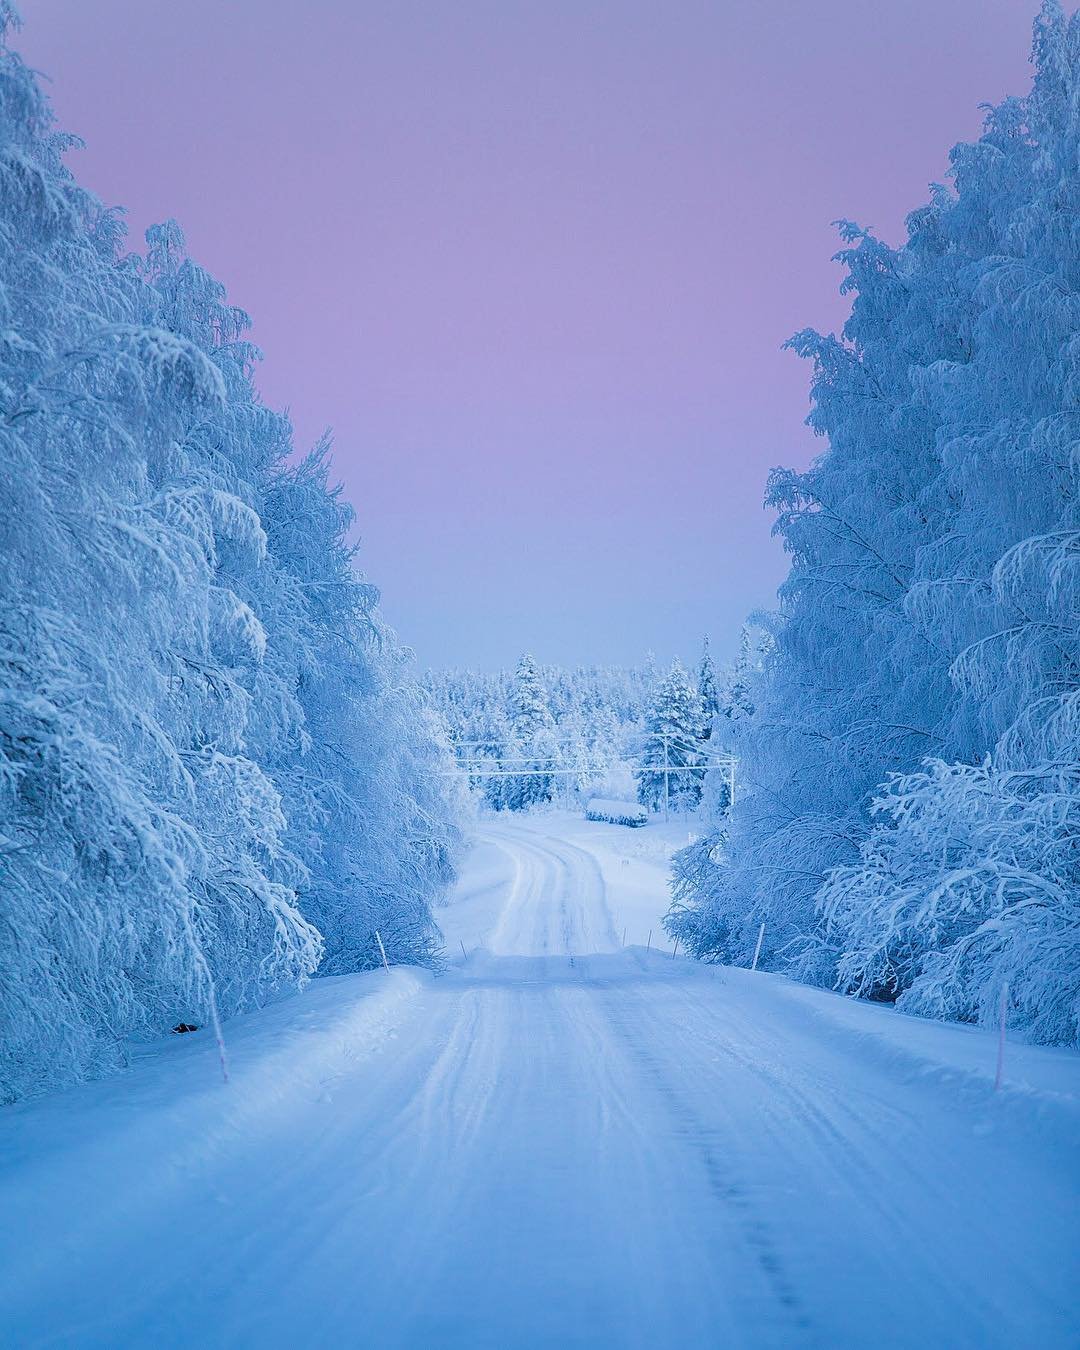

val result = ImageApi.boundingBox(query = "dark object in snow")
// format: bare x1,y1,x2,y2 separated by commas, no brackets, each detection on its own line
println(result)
172,1023,199,1034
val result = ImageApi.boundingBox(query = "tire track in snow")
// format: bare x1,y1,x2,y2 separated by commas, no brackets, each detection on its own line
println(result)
487,820,621,956
3,815,1075,1348
587,977,815,1344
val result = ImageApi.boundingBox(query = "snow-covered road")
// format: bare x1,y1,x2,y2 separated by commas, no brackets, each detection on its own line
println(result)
2,813,1077,1348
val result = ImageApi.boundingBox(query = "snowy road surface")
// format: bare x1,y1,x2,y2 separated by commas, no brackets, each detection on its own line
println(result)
1,812,1078,1348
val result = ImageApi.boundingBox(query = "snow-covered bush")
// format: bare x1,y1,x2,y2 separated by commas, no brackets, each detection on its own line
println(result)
0,17,459,1101
668,3,1080,1043
815,760,1080,1045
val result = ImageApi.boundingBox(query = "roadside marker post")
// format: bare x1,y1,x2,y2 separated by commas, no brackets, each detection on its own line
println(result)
995,982,1009,1091
208,986,230,1086
191,947,230,1086
374,930,390,972
751,922,765,971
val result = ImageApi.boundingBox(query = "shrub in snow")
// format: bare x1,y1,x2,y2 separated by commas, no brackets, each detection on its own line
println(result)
812,760,1080,1045
667,3,1080,1043
585,799,647,828
0,20,459,1100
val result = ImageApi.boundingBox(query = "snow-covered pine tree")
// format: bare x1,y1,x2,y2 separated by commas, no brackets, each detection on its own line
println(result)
466,698,515,811
696,636,721,738
668,632,757,937
635,660,705,813
584,703,621,794
721,628,757,726
509,652,553,740
503,652,555,809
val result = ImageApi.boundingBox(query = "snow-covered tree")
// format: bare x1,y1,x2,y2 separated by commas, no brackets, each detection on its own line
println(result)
669,631,757,934
0,21,460,1101
636,660,705,813
428,655,691,812
464,697,515,810
696,636,721,737
502,653,555,809
721,628,757,726
814,759,1080,1044
667,3,1080,1044
509,652,553,740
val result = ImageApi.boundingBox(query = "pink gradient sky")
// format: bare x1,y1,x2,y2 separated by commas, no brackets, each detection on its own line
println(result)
14,1,1037,668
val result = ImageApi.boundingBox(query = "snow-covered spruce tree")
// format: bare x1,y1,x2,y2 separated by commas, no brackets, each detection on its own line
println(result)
635,660,705,813
502,653,556,810
463,696,514,810
722,628,758,728
583,702,622,795
0,24,458,1101
668,634,758,944
429,658,657,810
509,652,554,741
428,659,653,756
667,3,1080,1044
696,636,721,738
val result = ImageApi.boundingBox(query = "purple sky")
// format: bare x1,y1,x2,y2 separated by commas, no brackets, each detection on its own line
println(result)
14,1,1036,669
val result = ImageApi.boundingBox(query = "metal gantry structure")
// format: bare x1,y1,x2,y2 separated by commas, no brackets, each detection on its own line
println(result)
443,736,736,821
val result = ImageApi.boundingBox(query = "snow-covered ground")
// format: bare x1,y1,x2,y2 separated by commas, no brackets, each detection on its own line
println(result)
1,810,1077,1348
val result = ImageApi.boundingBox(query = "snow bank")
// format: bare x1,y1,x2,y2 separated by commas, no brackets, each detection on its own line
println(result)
0,968,429,1223
730,966,1080,1148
